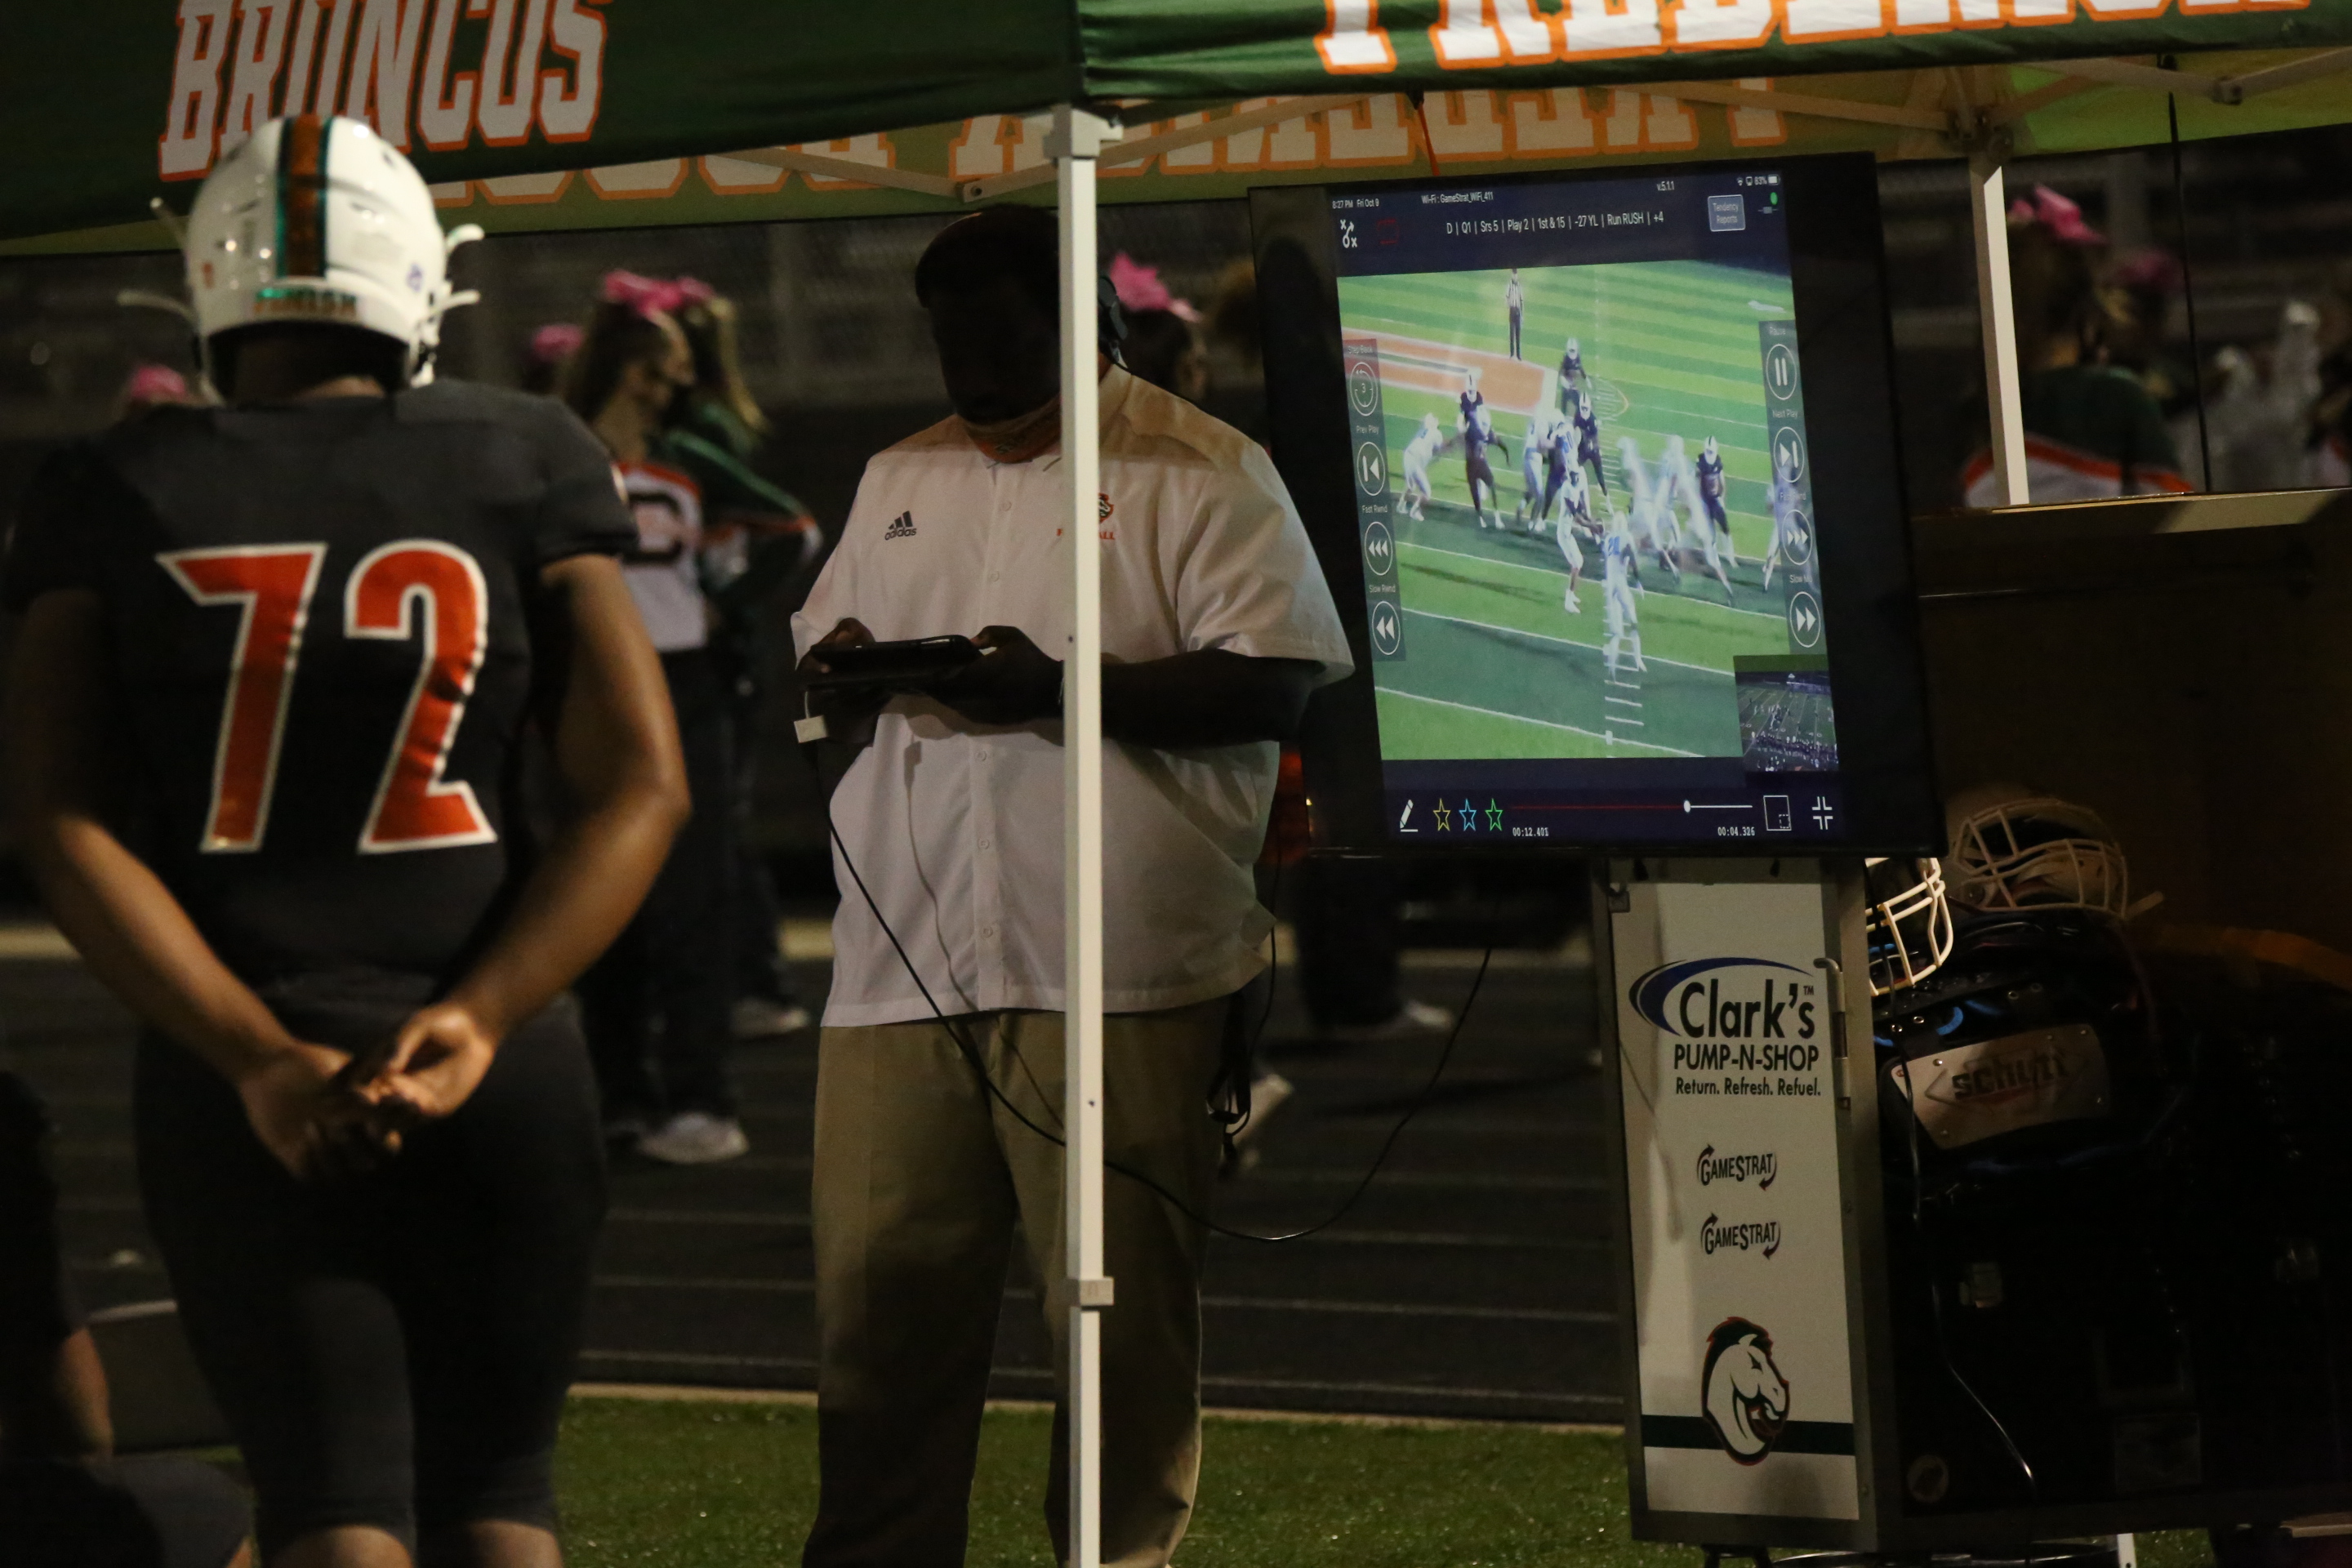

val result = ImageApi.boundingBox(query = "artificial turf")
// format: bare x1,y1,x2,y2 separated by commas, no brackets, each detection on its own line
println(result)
554,1395,2221,1568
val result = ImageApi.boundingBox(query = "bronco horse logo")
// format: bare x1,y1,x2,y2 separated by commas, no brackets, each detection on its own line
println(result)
1701,1317,1790,1464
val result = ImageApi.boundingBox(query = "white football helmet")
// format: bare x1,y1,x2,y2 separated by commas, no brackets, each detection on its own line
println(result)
1566,335,1579,354
1704,434,1720,461
1944,784,2138,920
1864,856,1954,996
1463,366,1482,392
182,114,482,387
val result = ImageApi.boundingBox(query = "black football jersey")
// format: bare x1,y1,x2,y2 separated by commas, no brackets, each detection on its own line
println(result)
1697,450,1726,499
3,381,635,987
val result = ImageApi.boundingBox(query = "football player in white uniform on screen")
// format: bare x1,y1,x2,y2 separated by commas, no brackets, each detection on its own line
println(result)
1601,503,1646,676
1616,434,1680,583
1516,408,1557,533
1399,411,1443,522
1554,462,1598,614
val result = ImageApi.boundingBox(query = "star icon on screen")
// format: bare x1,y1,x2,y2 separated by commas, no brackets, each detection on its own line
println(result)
1461,797,1478,830
1433,802,1453,830
1486,799,1504,830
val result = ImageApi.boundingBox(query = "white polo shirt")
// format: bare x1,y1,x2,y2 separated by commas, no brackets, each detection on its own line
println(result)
793,367,1353,1027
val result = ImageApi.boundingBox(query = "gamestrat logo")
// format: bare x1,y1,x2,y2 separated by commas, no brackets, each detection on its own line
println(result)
1701,1318,1789,1465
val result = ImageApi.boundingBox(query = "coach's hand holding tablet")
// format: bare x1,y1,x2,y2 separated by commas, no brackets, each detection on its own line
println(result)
926,626,1063,725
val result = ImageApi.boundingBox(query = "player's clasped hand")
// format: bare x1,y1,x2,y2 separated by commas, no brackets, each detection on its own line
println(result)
367,1002,503,1125
234,1043,406,1183
234,1004,506,1183
926,626,1061,726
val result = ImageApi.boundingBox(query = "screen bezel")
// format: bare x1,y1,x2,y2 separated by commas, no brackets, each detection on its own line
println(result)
1253,153,1940,858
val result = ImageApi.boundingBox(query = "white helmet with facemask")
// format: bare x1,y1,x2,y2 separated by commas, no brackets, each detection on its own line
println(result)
1864,857,1955,996
1943,784,2150,920
180,114,482,389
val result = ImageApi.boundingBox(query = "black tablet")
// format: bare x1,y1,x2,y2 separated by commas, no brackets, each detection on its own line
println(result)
804,635,982,689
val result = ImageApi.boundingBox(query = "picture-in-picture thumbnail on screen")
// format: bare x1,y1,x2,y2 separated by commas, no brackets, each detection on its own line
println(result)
1334,168,1838,844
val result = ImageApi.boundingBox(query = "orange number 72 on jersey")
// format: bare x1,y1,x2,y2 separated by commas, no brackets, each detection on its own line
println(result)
158,541,497,854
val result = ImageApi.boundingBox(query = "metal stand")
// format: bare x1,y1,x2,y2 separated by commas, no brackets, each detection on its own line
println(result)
1597,857,1880,1548
1969,153,2029,508
1050,102,1116,1568
1601,848,2352,1557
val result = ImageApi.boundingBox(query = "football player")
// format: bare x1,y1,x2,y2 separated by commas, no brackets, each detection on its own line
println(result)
1554,463,1598,614
1557,334,1589,412
1539,408,1579,529
1616,434,1682,583
1570,385,1608,497
1515,408,1555,532
1661,434,1735,603
1,116,687,1568
1457,369,1504,529
1399,411,1444,521
1695,434,1731,537
1458,364,1486,433
1600,504,1646,676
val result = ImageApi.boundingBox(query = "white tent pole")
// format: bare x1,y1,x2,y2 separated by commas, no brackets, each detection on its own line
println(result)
1049,101,1113,1568
1970,152,2029,506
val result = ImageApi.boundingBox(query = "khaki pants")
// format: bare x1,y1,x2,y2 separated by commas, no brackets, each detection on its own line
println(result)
803,998,1229,1568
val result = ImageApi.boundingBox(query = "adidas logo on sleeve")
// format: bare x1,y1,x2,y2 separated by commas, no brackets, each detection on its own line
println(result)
881,511,918,541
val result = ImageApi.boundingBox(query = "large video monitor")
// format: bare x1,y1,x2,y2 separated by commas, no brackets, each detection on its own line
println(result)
1253,154,1939,855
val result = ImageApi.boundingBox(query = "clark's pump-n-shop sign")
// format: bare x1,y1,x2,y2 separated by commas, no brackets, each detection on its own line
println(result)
1612,879,1860,1523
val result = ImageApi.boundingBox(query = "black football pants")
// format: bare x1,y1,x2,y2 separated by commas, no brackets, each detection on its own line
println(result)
579,647,739,1119
136,978,604,1558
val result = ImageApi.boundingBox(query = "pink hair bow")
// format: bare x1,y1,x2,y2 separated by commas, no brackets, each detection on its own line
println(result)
2111,249,2183,296
1107,252,1200,323
530,322,583,364
2007,185,2104,247
601,270,719,318
122,363,189,405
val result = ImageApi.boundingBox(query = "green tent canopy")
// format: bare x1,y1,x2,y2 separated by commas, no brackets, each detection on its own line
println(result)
4,1,2350,245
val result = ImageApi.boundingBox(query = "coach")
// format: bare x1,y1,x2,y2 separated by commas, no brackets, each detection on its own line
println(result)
791,206,1351,1568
